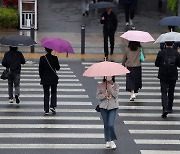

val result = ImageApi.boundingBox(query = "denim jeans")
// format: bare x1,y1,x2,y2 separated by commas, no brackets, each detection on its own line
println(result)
8,73,20,99
43,84,57,111
100,108,117,142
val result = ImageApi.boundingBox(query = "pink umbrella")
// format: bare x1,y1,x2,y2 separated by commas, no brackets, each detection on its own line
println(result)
120,30,154,43
40,37,74,53
83,61,130,77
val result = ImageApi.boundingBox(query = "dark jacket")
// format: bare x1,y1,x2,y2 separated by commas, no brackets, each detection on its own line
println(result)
100,11,117,32
155,47,180,81
2,50,25,74
39,53,60,85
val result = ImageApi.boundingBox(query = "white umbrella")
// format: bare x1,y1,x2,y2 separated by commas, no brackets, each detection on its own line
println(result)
154,32,180,43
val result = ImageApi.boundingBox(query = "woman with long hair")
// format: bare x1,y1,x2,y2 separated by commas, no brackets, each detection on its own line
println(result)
122,41,143,101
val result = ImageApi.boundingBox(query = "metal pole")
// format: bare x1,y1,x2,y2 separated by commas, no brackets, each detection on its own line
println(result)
81,24,85,54
178,0,180,16
30,24,35,53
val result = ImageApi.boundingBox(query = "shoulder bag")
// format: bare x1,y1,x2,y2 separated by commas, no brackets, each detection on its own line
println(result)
1,54,16,80
45,55,59,79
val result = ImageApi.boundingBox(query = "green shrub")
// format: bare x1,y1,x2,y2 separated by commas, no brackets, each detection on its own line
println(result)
167,0,178,15
0,7,18,28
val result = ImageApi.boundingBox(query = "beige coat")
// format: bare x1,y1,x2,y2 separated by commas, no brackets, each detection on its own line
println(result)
96,82,119,110
121,47,141,67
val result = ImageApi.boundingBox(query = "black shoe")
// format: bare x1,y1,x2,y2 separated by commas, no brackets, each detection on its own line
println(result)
161,112,168,118
85,11,89,16
15,95,20,104
82,13,85,16
50,107,56,114
44,110,49,115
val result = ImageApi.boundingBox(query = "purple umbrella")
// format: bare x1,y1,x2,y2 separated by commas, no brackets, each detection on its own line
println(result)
40,37,74,54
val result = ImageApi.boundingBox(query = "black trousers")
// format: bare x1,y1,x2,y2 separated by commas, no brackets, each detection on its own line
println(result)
124,3,135,22
43,84,57,111
160,80,176,112
103,31,115,57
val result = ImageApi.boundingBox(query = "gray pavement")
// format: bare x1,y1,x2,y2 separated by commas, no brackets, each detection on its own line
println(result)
0,0,174,55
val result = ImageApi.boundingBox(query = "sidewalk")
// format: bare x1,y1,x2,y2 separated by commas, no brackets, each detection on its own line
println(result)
0,0,171,60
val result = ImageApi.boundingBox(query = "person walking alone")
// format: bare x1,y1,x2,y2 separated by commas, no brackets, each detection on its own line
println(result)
2,46,25,104
123,0,137,30
100,7,118,59
82,0,89,16
155,41,180,118
96,76,119,149
39,48,60,115
121,41,143,101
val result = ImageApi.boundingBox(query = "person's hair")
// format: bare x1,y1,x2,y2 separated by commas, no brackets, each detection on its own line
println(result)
103,76,115,82
128,41,141,51
45,47,53,53
165,41,174,47
168,26,175,32
9,46,18,51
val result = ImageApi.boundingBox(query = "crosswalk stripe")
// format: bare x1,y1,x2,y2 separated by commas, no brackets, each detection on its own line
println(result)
119,113,180,117
21,71,73,73
0,124,104,129
0,144,105,149
0,88,85,92
0,133,104,138
0,109,95,112
0,101,92,105
19,74,76,77
19,79,79,82
124,121,180,125
0,116,100,120
118,98,180,103
118,92,180,95
129,130,180,134
140,150,180,154
119,106,180,110
135,139,180,144
0,83,82,86
0,94,89,98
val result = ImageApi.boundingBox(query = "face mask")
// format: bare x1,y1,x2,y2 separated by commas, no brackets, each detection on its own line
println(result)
106,76,112,81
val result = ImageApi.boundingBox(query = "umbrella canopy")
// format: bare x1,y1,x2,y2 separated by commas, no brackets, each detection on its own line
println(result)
0,35,36,46
154,32,180,43
159,16,180,27
83,61,130,77
120,30,155,43
40,37,74,54
89,2,116,9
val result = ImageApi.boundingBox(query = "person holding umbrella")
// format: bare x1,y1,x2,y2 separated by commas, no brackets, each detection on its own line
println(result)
100,7,118,59
2,46,25,104
121,41,142,101
155,41,180,118
39,47,60,115
96,76,119,149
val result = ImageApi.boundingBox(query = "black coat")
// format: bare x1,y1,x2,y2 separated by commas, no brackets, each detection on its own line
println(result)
2,50,25,74
39,53,60,85
155,47,180,81
100,11,117,33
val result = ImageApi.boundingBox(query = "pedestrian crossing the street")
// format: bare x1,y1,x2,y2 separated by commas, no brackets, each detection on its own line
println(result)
83,61,180,154
0,62,105,152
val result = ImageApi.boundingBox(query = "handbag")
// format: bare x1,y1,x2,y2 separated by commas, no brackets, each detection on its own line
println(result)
95,105,100,112
140,47,145,62
1,68,11,80
45,55,59,79
1,53,16,80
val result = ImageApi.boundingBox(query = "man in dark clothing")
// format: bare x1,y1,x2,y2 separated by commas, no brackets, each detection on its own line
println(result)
100,7,118,59
2,46,25,104
123,0,137,30
155,41,180,118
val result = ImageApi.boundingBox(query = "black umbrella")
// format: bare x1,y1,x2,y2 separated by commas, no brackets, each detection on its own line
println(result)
89,2,116,9
0,35,36,46
159,16,180,27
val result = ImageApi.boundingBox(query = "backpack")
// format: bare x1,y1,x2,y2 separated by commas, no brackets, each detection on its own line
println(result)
160,51,177,78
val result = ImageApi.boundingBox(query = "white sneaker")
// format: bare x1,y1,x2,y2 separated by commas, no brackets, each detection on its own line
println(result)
9,99,13,103
130,94,136,101
105,142,111,148
110,141,116,149
126,22,129,26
